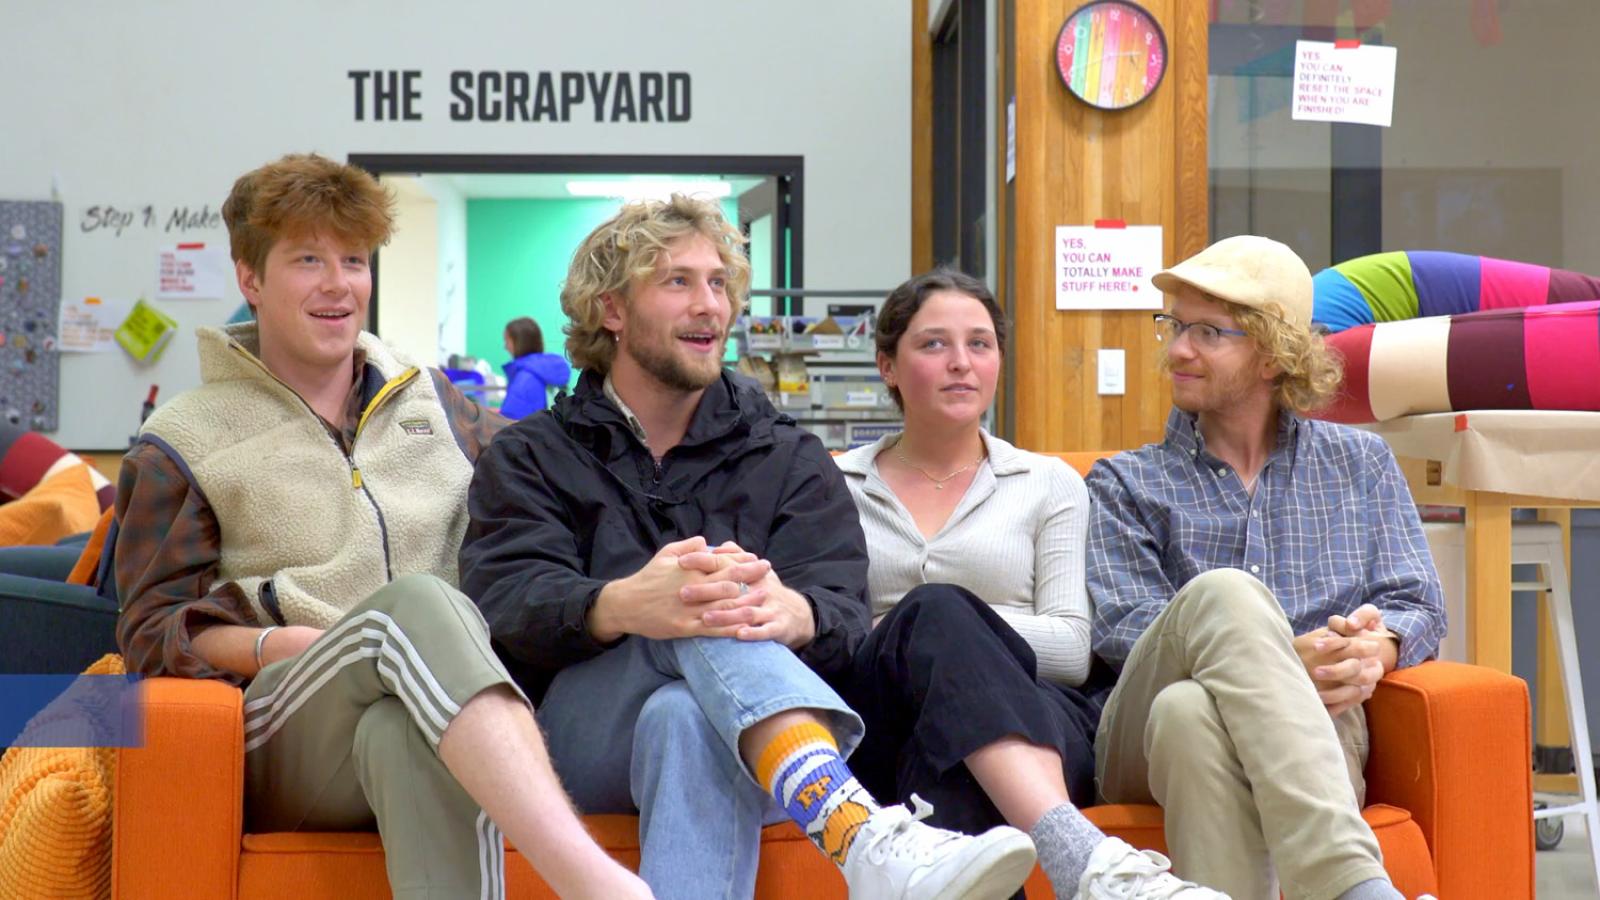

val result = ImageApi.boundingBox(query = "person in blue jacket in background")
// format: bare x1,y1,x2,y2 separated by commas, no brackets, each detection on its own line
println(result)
501,316,572,418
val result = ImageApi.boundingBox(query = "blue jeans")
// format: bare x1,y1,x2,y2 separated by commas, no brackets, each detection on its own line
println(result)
536,635,863,900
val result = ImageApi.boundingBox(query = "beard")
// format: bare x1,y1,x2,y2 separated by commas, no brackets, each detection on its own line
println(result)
623,322,727,392
1170,360,1262,414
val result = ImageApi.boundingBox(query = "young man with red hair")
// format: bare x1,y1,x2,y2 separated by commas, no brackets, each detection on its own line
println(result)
115,154,648,899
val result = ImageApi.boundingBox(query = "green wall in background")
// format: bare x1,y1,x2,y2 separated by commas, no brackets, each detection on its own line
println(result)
466,197,616,384
466,196,744,380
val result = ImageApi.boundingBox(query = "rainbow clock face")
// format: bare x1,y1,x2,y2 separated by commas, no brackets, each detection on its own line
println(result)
1055,1,1168,111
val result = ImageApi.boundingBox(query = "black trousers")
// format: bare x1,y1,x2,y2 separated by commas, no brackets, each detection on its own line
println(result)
838,583,1101,839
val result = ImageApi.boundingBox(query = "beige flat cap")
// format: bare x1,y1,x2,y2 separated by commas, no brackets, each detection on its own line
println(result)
1151,235,1313,330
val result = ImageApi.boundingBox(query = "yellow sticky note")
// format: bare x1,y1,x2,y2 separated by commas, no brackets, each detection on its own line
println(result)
115,299,179,362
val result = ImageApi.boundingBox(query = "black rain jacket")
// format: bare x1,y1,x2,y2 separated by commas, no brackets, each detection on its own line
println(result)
460,369,870,701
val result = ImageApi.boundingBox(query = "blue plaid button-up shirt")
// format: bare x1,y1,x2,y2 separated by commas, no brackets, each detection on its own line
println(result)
1086,408,1446,672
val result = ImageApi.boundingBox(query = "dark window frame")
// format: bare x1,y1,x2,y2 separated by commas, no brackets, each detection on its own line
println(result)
346,153,805,324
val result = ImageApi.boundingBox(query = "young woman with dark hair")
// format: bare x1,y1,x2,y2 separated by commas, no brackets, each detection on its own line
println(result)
835,269,1222,899
500,317,571,418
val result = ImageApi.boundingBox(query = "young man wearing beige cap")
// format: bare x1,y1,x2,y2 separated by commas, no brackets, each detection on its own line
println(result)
1083,235,1447,900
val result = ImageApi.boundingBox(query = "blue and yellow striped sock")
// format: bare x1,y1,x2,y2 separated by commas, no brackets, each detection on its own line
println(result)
755,722,880,866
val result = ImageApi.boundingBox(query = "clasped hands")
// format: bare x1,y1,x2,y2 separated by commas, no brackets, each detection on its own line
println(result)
589,536,815,648
1293,603,1400,718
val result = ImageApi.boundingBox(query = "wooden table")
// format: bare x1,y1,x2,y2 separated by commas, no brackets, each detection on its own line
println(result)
1370,411,1600,791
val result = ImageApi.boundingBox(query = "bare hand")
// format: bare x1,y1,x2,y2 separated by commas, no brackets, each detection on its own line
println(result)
694,541,816,649
260,626,325,668
675,540,769,604
1311,632,1385,716
1293,628,1385,717
1328,602,1401,694
590,537,771,641
1327,603,1391,640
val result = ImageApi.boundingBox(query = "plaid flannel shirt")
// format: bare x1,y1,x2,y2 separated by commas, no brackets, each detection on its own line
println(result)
1085,408,1446,673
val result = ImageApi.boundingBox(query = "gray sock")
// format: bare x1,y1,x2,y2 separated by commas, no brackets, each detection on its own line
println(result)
1338,878,1403,900
1028,802,1107,897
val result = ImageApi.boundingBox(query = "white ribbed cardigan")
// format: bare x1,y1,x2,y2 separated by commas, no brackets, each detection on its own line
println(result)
836,430,1093,686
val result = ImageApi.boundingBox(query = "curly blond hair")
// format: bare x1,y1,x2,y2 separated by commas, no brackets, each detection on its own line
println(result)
561,195,751,374
1226,299,1343,414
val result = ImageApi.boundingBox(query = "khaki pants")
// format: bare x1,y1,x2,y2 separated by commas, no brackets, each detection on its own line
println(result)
1095,569,1386,900
242,573,522,900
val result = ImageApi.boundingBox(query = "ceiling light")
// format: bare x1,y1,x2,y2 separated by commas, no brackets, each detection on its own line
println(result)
566,180,733,202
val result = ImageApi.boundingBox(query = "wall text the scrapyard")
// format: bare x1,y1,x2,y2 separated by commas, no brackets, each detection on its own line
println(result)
347,70,691,123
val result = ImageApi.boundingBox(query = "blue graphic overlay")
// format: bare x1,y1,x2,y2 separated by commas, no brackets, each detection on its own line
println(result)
0,674,144,748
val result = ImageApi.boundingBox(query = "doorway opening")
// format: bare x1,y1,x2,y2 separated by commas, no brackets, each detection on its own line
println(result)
347,153,803,386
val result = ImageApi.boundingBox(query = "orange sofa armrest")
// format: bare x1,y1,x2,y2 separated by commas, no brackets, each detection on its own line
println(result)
1365,660,1533,900
113,677,245,900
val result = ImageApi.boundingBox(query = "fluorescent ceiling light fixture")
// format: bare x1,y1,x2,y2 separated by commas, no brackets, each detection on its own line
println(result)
566,180,733,201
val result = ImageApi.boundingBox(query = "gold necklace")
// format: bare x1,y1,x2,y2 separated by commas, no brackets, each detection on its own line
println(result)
894,448,984,490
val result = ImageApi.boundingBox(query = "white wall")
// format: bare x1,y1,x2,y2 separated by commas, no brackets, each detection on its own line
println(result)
380,174,469,367
424,177,469,363
378,178,440,365
5,0,911,448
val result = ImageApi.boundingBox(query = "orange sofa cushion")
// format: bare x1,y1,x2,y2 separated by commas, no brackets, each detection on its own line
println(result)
64,507,114,587
235,821,839,900
0,463,102,548
223,803,1436,900
1025,804,1436,899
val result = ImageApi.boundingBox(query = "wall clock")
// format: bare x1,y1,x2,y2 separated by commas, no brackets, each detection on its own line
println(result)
1055,1,1168,111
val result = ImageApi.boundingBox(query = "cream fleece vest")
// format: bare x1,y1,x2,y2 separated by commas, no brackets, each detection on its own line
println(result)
139,322,474,629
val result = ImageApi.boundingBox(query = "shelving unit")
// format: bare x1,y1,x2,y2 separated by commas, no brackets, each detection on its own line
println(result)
735,288,901,450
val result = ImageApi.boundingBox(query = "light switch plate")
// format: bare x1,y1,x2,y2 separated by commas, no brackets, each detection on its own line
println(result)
1097,348,1126,395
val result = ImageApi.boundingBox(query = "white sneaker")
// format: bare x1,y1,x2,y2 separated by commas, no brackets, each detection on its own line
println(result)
841,794,1037,900
1076,837,1230,899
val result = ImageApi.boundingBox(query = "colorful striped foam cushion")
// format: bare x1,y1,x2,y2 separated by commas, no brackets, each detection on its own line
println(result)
1313,251,1600,334
1316,301,1600,423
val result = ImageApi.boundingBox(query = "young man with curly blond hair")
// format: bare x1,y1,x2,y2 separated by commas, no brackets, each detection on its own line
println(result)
115,153,650,899
460,195,1038,900
1084,236,1448,900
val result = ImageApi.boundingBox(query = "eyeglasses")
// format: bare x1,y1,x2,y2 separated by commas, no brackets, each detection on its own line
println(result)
1152,314,1248,350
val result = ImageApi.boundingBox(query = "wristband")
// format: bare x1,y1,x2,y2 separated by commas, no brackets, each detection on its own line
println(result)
254,626,280,672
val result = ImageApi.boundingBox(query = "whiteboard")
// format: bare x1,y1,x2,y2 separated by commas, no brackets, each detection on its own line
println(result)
56,207,239,450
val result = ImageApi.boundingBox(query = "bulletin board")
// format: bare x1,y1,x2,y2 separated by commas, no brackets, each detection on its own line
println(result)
0,201,63,432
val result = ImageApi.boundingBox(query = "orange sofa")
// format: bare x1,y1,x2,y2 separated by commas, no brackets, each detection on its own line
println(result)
113,662,1531,899
110,449,1536,899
